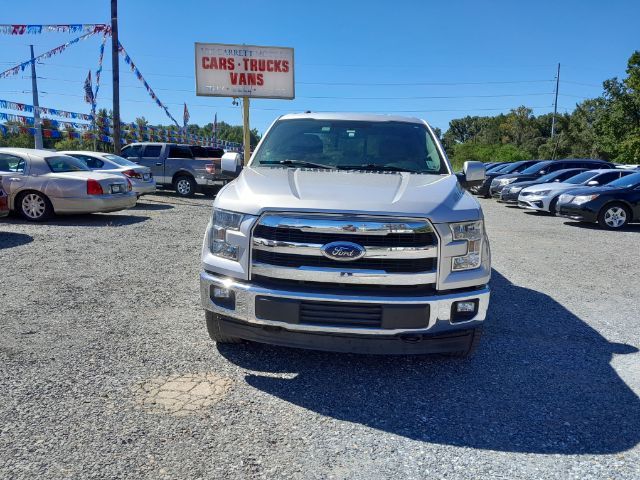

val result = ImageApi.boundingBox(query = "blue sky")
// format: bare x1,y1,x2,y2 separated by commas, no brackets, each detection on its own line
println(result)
1,0,638,135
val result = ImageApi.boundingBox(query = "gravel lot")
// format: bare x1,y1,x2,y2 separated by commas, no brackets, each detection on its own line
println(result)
1,192,639,479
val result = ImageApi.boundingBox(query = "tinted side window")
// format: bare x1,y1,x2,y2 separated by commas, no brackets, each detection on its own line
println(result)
71,154,104,169
168,146,194,159
0,153,25,173
546,162,565,172
595,172,620,184
142,145,163,158
191,146,205,157
122,145,142,158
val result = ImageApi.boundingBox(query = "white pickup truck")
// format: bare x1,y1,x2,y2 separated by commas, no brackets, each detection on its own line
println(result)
200,113,490,356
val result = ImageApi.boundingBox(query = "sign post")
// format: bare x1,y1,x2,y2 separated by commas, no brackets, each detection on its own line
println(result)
242,97,250,166
195,43,294,164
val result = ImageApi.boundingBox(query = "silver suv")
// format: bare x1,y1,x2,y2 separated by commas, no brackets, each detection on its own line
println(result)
199,113,490,356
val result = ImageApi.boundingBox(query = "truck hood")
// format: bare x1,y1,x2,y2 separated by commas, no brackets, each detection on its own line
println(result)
215,167,481,223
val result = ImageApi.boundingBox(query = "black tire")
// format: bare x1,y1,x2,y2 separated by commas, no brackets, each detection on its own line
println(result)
548,196,560,215
17,191,54,221
205,311,243,344
445,327,483,358
597,203,631,230
174,175,196,197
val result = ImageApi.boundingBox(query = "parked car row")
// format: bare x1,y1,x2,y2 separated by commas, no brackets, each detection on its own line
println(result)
0,143,237,222
473,159,640,229
0,148,142,221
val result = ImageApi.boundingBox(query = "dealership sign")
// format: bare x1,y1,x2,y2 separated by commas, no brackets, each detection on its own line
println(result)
195,43,294,99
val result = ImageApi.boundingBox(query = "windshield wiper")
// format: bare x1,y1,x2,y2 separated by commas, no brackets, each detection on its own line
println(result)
260,159,333,169
337,164,419,173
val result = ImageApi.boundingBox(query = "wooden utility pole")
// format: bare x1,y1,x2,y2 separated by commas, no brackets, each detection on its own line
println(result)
29,45,43,149
551,63,560,139
111,0,121,154
242,97,251,165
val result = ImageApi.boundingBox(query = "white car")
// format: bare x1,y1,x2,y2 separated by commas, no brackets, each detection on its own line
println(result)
60,151,156,197
517,169,635,214
0,148,137,221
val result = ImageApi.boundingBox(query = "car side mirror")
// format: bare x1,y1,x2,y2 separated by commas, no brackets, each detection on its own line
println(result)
221,152,243,177
456,161,485,188
587,180,599,186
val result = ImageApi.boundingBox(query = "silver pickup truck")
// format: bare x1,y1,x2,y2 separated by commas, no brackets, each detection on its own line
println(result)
121,143,227,197
200,113,490,356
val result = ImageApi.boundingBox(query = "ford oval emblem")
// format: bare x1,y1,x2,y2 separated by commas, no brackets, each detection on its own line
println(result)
321,241,366,262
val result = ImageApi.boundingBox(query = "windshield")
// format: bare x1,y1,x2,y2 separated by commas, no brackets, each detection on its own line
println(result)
605,172,640,188
498,162,528,174
565,171,599,184
521,161,550,174
103,154,139,167
45,155,91,173
252,119,448,174
536,171,565,183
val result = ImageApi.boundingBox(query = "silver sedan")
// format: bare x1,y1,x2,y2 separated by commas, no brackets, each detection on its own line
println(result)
0,148,137,221
60,150,156,197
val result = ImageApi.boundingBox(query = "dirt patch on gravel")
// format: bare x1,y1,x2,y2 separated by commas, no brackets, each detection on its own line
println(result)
132,372,232,416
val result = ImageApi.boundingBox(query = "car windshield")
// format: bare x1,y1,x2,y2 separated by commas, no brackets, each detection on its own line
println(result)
45,155,91,173
252,119,448,174
536,171,564,183
520,161,550,174
565,171,599,184
103,154,139,167
605,172,640,188
498,162,528,174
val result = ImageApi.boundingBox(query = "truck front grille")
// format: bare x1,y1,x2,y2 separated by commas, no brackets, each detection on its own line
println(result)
251,213,438,287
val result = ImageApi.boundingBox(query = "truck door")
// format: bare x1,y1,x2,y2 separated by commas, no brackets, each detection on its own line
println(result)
139,145,165,184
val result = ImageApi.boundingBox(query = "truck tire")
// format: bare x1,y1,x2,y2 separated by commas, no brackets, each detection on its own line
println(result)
205,311,243,344
174,175,196,197
445,326,483,358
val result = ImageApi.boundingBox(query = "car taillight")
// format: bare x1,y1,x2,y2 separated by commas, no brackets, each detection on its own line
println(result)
87,179,104,195
122,169,142,179
205,164,215,175
126,178,133,192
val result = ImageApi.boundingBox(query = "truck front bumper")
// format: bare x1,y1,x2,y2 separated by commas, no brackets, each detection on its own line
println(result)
200,271,490,354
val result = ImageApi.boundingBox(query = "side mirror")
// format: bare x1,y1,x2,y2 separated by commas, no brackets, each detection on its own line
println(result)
456,161,485,189
587,180,599,186
221,152,243,178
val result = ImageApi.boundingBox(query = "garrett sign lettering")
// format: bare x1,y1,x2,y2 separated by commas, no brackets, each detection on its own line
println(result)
195,43,294,99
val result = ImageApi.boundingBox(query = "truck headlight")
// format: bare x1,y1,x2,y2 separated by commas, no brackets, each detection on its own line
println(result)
450,220,484,271
209,208,246,260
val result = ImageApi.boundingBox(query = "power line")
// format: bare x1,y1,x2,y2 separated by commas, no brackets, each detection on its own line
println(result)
38,63,557,86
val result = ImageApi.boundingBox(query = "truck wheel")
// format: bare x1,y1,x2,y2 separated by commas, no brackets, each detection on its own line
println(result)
205,311,243,344
446,326,483,358
597,203,630,229
17,191,54,221
174,175,196,197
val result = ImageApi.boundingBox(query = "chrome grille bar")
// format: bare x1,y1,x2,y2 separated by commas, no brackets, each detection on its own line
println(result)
251,212,438,286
